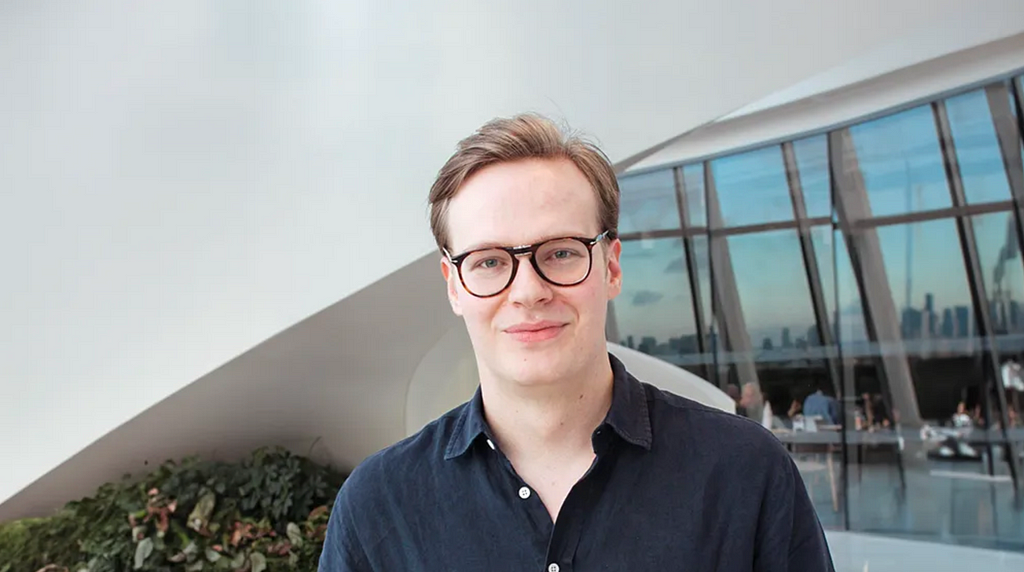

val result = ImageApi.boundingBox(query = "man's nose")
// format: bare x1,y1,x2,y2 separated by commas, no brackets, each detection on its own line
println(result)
506,255,553,305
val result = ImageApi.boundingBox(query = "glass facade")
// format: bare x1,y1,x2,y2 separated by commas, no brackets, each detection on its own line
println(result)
612,73,1024,551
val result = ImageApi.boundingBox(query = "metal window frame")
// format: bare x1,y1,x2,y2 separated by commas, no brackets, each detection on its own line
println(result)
704,162,760,388
674,167,710,370
782,141,842,397
986,82,1024,307
829,128,922,431
849,201,1016,229
933,98,1020,491
784,139,853,527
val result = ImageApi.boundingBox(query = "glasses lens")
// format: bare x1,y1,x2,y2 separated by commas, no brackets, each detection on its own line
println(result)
535,238,591,285
460,249,514,296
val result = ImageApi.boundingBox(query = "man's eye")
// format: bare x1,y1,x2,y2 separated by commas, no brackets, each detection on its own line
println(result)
475,258,503,269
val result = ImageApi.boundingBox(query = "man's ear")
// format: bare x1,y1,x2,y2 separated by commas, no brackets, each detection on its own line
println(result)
605,238,622,301
440,257,464,316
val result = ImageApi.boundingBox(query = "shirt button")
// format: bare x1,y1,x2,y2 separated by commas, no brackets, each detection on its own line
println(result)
486,439,496,450
548,564,560,572
518,486,531,499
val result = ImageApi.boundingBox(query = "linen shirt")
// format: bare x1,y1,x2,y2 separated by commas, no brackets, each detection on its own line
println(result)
319,354,834,571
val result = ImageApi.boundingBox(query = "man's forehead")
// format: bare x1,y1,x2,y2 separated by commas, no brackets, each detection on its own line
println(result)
445,159,600,252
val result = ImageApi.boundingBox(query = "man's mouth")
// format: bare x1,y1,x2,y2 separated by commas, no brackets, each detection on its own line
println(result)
504,321,567,343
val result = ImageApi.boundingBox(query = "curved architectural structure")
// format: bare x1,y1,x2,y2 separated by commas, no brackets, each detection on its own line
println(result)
3,0,1024,562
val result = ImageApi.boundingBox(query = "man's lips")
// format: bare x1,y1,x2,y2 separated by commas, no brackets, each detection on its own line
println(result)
504,321,567,342
504,321,565,333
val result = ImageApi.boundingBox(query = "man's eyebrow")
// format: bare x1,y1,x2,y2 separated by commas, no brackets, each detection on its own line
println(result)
457,231,596,253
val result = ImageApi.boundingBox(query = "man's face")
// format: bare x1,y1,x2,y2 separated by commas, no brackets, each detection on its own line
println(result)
441,158,622,388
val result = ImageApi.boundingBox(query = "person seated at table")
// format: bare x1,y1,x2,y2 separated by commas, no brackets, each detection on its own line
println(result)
862,393,891,430
803,386,840,425
787,398,803,419
951,401,973,428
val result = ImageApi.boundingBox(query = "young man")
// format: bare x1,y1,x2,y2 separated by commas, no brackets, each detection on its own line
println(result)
319,114,835,571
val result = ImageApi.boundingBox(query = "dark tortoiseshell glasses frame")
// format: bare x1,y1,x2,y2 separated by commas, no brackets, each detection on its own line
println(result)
443,231,614,298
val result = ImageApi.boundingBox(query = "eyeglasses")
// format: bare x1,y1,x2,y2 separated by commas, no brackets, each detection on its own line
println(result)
443,231,612,298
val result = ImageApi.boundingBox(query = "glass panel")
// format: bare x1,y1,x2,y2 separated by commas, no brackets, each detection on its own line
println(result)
681,164,707,228
711,145,793,227
722,230,832,428
845,219,1024,549
614,238,702,370
617,169,680,234
945,90,1013,204
973,211,1024,346
793,135,832,219
721,229,841,530
811,226,868,350
727,230,816,352
849,105,952,217
875,220,973,351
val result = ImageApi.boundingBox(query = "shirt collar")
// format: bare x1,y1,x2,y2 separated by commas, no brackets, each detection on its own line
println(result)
444,386,492,460
444,353,653,460
602,352,653,449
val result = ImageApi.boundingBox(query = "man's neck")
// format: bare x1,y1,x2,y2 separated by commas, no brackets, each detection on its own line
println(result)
479,357,615,463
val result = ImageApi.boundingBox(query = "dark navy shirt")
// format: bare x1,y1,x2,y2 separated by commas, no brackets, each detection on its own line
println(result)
319,354,834,571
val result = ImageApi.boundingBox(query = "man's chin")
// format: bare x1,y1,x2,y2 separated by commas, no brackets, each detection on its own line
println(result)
501,354,570,386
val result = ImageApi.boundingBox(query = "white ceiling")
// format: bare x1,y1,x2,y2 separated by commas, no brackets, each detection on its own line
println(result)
3,0,1023,512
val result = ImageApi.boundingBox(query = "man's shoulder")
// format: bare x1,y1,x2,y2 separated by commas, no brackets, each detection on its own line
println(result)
639,380,788,459
339,401,467,498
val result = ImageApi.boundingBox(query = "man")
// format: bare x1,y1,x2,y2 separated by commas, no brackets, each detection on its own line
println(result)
803,387,841,426
319,114,834,571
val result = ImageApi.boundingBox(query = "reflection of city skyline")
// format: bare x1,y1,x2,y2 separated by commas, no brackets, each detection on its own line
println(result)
619,288,1024,362
899,291,1024,339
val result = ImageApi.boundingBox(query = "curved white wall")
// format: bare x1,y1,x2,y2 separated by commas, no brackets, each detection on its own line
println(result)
3,0,1024,515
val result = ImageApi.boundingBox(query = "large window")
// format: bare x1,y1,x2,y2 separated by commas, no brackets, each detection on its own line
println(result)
728,230,817,353
614,237,700,362
875,220,974,348
946,89,1014,205
680,163,707,228
973,211,1024,342
793,135,832,219
711,146,793,227
618,169,680,234
811,227,868,348
613,71,1024,552
850,105,952,217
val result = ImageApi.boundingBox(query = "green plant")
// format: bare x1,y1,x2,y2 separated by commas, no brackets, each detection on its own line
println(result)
0,447,344,572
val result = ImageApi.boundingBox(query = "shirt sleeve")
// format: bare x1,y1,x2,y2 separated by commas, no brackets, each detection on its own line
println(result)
754,450,836,572
318,482,373,572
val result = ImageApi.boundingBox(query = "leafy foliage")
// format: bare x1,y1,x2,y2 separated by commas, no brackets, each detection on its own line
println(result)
0,448,344,572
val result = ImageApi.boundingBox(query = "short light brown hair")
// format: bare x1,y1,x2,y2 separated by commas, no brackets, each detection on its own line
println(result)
428,113,619,251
